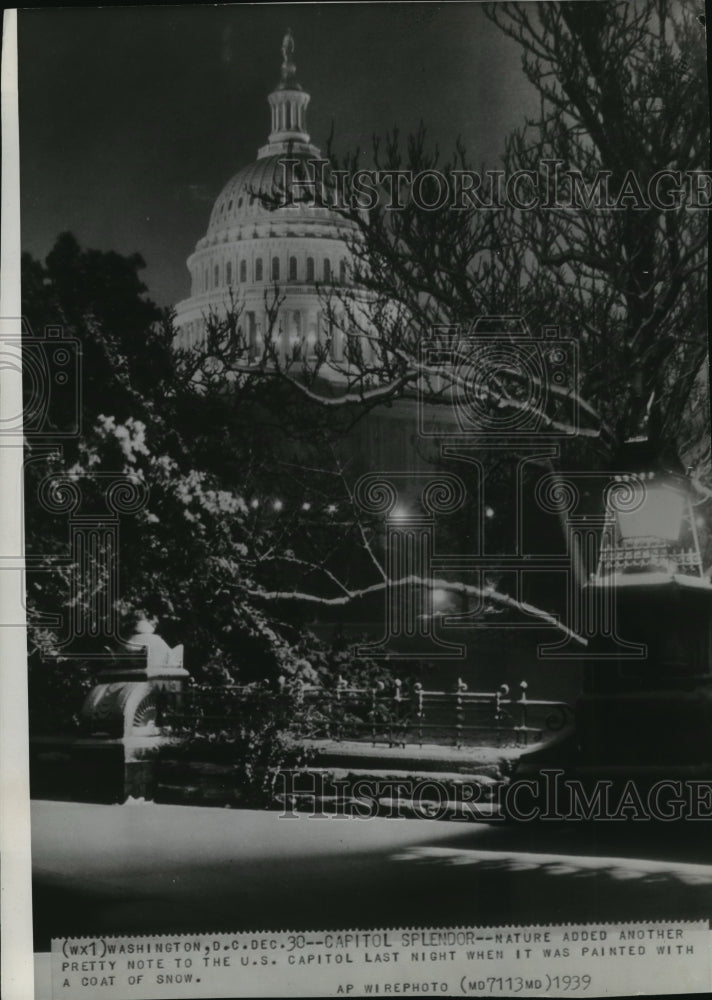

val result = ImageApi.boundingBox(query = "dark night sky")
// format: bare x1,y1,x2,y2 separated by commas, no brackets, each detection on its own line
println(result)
18,3,539,307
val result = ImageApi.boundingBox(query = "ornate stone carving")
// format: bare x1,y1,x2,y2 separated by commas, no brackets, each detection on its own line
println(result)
80,617,188,738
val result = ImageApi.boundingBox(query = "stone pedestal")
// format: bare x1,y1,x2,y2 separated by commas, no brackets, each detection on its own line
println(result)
75,635,189,800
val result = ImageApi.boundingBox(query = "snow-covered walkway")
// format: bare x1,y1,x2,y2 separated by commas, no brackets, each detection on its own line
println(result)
32,800,712,950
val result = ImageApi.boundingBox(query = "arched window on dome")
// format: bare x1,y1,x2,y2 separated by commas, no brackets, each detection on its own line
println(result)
240,260,247,283
255,258,263,282
226,261,232,286
289,256,298,281
306,257,315,282
306,319,318,359
318,310,342,362
331,322,344,363
214,264,220,288
323,259,331,283
272,256,280,281
290,311,302,360
247,312,257,360
204,269,209,292
339,259,347,284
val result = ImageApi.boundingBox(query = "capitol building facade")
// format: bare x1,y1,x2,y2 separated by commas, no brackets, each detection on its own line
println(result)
174,32,363,373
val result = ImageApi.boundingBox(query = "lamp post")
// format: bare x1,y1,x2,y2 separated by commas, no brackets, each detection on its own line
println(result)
512,439,712,817
576,442,712,773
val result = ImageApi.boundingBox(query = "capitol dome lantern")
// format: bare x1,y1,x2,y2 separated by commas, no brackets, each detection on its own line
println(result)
259,29,316,159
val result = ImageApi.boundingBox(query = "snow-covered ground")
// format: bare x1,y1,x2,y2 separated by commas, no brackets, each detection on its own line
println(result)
32,800,712,949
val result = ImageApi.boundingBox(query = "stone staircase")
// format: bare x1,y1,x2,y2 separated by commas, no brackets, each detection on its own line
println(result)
154,738,520,819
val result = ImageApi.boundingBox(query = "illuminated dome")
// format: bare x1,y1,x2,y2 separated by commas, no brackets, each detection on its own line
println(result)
203,152,349,239
174,29,359,365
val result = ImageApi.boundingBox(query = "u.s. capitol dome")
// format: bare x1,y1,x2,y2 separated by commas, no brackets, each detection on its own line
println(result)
174,30,360,366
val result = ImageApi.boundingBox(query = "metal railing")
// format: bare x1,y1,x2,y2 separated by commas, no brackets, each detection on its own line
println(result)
157,676,573,750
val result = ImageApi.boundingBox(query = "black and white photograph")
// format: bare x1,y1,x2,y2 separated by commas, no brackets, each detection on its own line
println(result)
1,1,711,997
